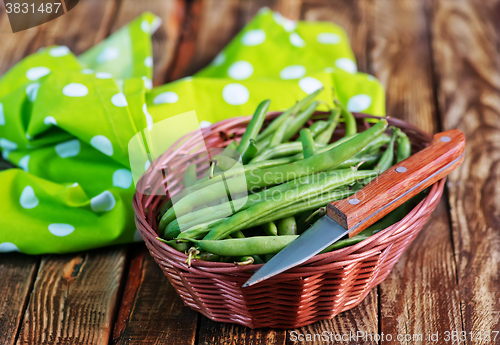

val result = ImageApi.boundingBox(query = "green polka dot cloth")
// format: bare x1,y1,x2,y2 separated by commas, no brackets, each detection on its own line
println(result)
0,9,385,254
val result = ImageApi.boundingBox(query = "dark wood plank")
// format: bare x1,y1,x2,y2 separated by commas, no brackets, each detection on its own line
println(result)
168,0,305,80
16,247,127,345
369,0,438,133
301,0,374,73
31,0,118,55
198,317,286,345
112,244,199,345
0,2,41,75
431,0,500,343
167,0,240,80
0,254,39,345
111,0,186,86
369,0,464,342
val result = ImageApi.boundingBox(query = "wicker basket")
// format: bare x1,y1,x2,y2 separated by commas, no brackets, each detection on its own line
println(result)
133,112,443,329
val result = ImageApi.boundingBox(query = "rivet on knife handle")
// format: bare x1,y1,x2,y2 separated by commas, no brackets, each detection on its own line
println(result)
327,129,465,237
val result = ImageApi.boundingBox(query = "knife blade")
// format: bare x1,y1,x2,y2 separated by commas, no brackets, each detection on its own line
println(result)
243,128,465,287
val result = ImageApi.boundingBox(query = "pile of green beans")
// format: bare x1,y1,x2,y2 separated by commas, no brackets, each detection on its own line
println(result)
157,93,414,265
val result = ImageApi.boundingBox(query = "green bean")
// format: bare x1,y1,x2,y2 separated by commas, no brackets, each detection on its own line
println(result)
375,127,398,174
177,132,372,205
158,198,173,221
333,153,381,170
216,155,292,172
231,230,246,239
190,235,299,256
308,120,330,138
282,101,318,142
250,254,265,264
183,164,198,188
162,119,388,226
204,170,377,240
300,128,317,158
270,115,294,148
277,216,297,235
194,141,238,186
241,139,259,164
201,135,364,189
396,129,411,163
315,107,341,145
246,189,350,234
303,207,326,226
334,99,357,136
217,140,238,160
208,159,217,179
256,88,323,142
194,188,352,238
234,256,254,265
237,99,270,156
213,155,238,171
319,235,370,253
262,222,278,236
157,238,191,252
180,168,353,232
245,157,296,170
249,142,307,163
176,218,228,240
221,149,375,175
164,207,231,239
245,118,387,190
358,133,391,155
194,252,222,262
165,173,324,235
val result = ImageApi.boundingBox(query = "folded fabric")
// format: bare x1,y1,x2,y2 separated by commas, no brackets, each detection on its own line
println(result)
0,9,385,254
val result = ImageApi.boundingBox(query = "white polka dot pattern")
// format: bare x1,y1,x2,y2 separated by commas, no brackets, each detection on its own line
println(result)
90,135,113,156
222,83,250,105
20,186,38,209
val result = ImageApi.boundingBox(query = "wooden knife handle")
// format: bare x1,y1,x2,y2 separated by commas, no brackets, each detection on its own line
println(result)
327,129,465,237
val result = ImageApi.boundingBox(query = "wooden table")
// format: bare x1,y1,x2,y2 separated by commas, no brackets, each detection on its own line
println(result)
1,0,499,344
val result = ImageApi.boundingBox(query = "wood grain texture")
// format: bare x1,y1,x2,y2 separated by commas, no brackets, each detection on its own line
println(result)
168,0,304,80
369,0,464,342
167,0,240,80
0,3,40,75
112,0,186,86
0,254,39,345
111,244,198,345
31,0,118,55
16,247,127,345
431,0,500,342
329,129,465,233
369,0,438,133
379,200,464,345
301,0,373,73
198,317,286,345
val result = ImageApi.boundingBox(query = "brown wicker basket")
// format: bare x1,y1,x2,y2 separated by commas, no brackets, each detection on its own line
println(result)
133,112,443,329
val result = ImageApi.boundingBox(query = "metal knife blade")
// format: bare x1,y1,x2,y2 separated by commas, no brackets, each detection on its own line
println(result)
242,217,348,287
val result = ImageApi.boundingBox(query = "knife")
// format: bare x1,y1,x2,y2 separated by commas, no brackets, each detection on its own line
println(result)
243,129,465,287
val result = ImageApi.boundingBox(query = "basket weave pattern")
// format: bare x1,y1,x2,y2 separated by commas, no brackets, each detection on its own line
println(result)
133,112,443,329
